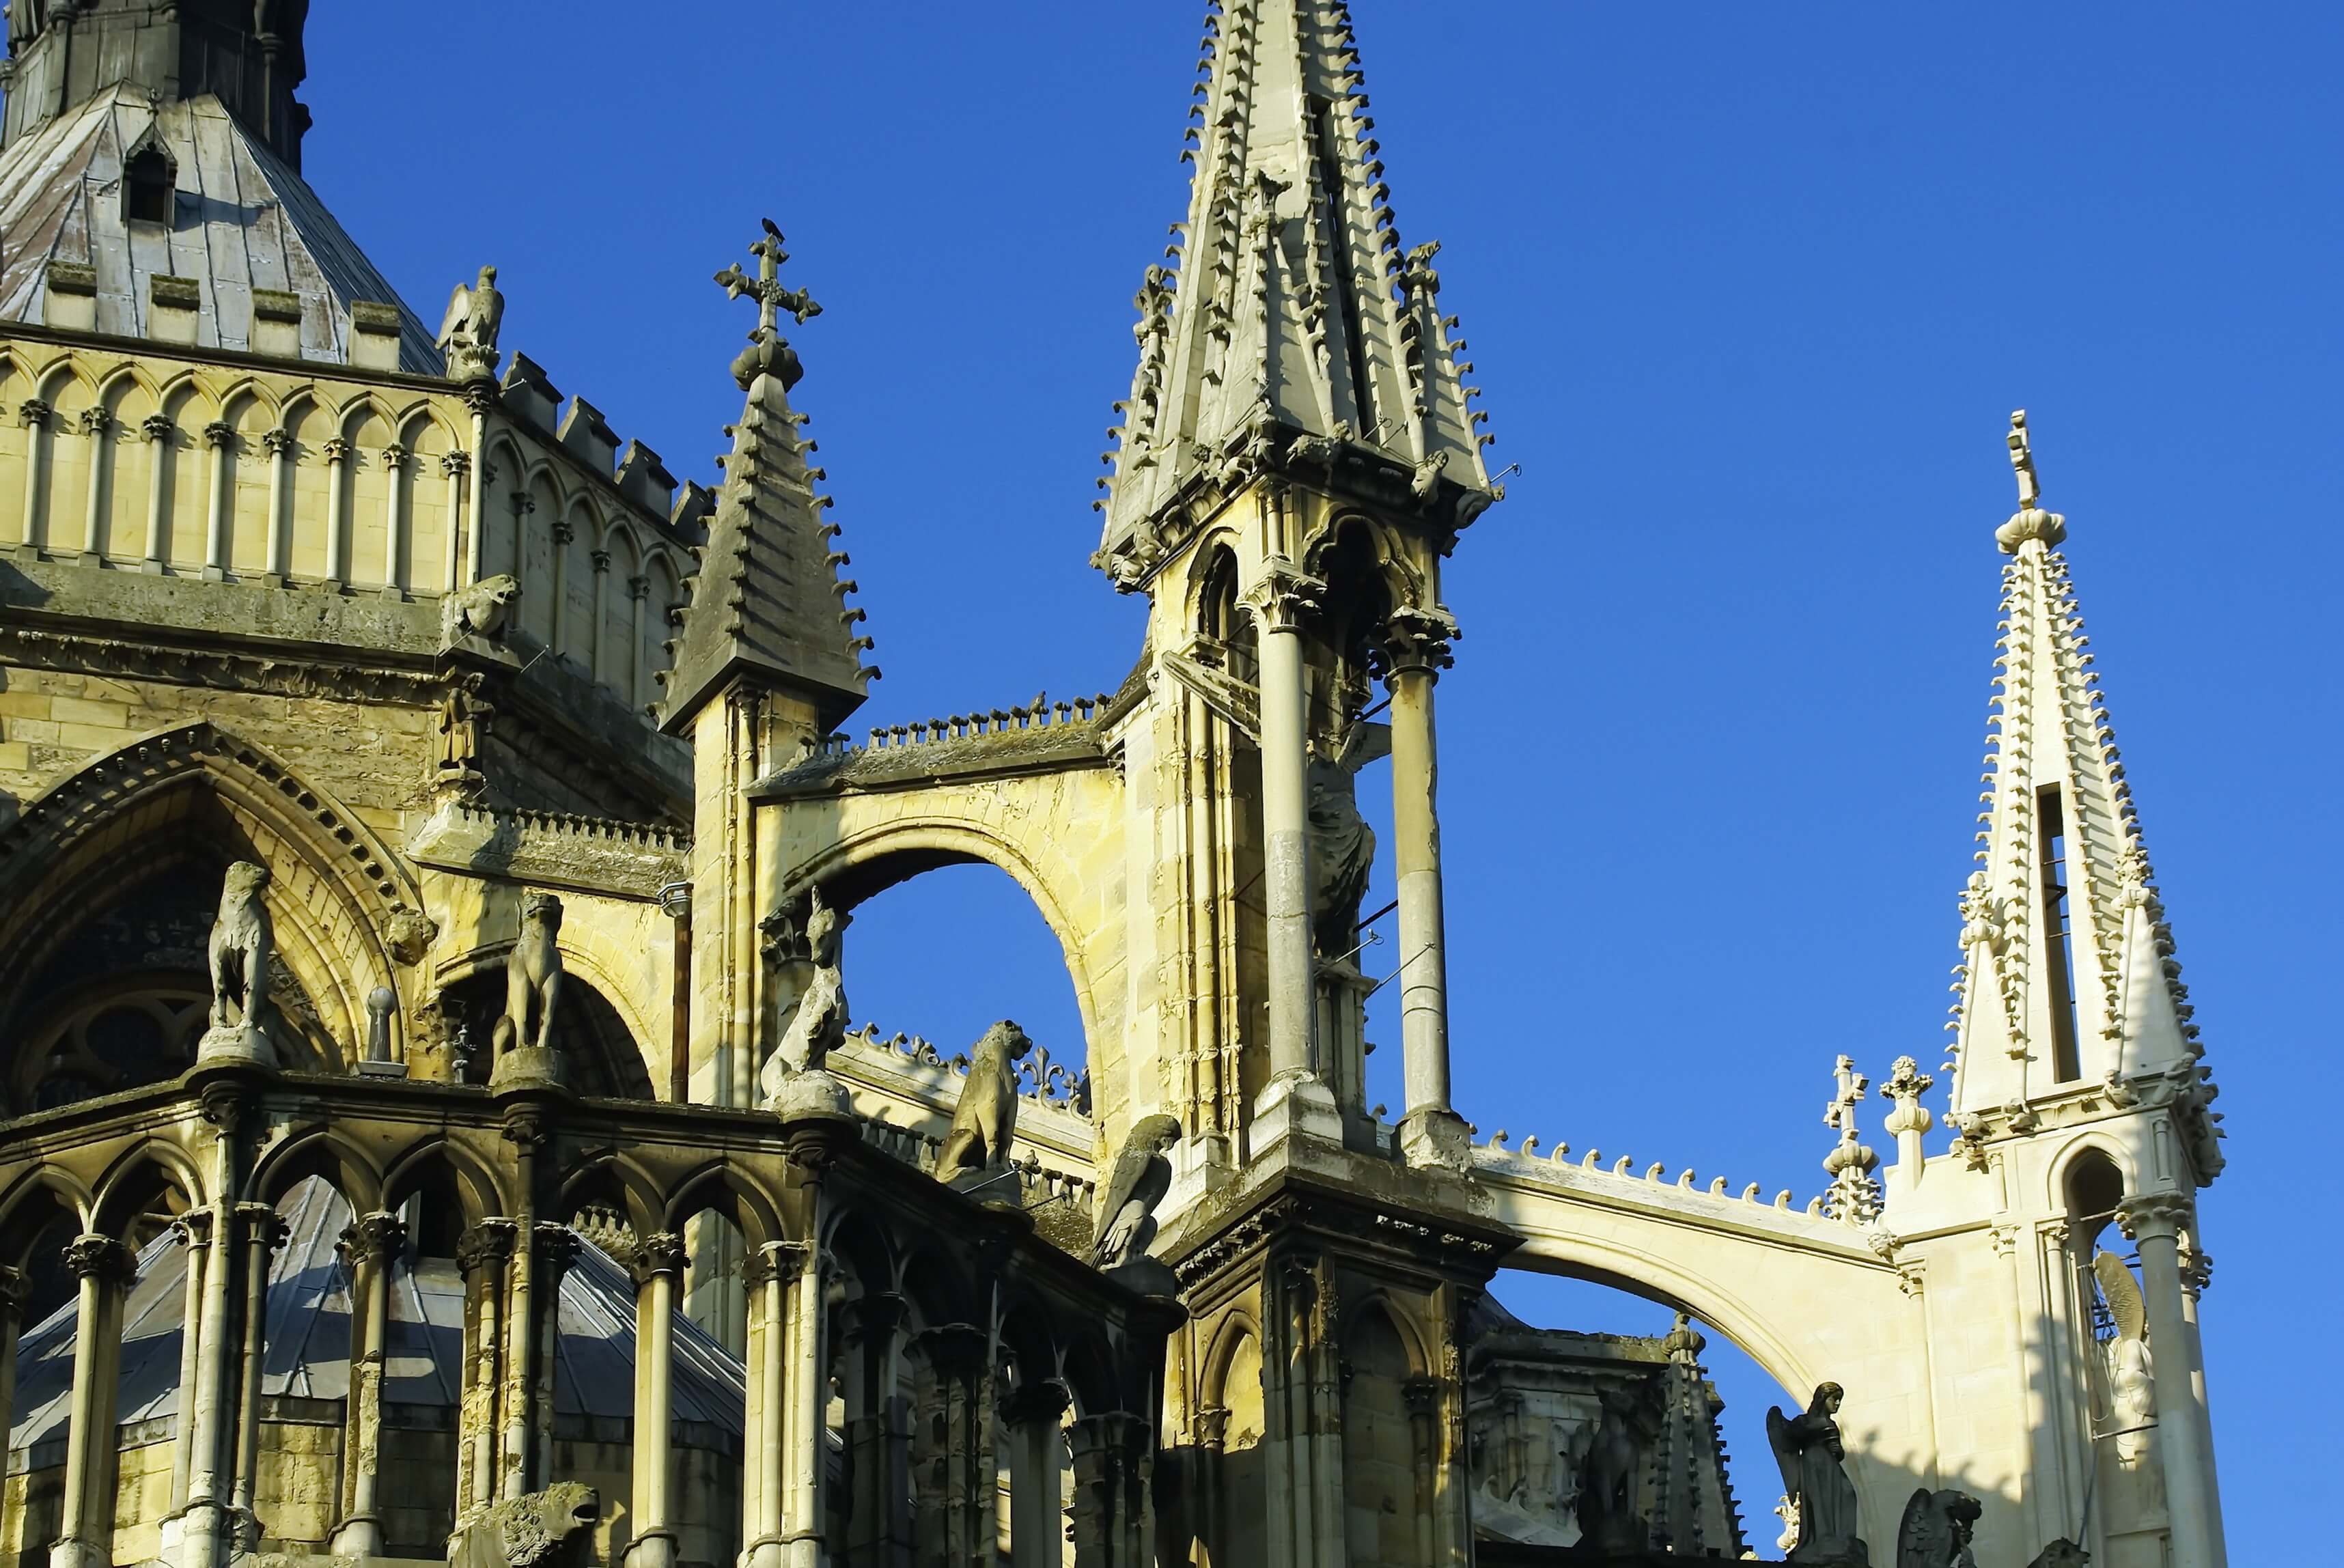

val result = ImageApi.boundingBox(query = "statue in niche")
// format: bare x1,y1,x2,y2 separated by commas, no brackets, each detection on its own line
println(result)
1895,1487,1981,1568
1307,720,1386,960
436,264,505,382
492,893,564,1060
759,886,850,1109
1093,1113,1181,1283
936,1020,1033,1187
1768,1382,1869,1564
2093,1250,2157,1465
201,860,277,1064
1576,1385,1651,1551
433,673,494,798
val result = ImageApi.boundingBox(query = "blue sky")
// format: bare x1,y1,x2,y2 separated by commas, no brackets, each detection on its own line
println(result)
306,3,2336,1553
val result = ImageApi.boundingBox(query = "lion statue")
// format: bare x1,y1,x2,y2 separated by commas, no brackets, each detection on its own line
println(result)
492,892,564,1058
207,861,275,1035
447,1481,598,1568
441,573,520,646
936,1020,1032,1182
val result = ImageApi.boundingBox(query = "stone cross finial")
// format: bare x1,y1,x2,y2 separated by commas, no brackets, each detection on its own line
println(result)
1821,1054,1881,1224
2007,409,2039,509
1824,1054,1869,1143
716,218,822,337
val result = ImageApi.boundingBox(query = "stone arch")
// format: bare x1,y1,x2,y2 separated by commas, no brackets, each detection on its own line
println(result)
1306,509,1432,615
89,1138,206,1233
824,1204,901,1297
559,1150,666,1240
248,1125,387,1212
479,432,529,580
0,1166,96,1243
1340,1291,1429,1377
430,940,657,1100
0,723,423,1087
2046,1132,2136,1216
779,819,1104,1059
662,1160,785,1250
382,1138,510,1227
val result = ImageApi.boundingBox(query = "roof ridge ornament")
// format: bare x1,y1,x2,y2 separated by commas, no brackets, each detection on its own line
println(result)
716,219,824,391
1996,409,2068,553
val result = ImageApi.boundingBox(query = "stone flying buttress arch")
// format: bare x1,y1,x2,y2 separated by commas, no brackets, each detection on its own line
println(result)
773,811,1117,1065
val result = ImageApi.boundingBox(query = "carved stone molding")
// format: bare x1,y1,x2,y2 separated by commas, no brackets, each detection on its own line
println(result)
1240,564,1324,634
63,1233,139,1287
338,1211,408,1265
2115,1192,2192,1244
1379,604,1460,675
628,1230,690,1285
456,1218,518,1276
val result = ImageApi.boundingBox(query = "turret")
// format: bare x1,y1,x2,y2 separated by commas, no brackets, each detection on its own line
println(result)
3,0,313,166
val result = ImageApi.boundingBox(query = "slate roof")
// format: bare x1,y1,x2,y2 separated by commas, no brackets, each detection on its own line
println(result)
0,86,441,372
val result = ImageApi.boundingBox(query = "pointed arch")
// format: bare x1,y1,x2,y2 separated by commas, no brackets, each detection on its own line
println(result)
248,1123,386,1212
382,1136,511,1225
0,722,424,1088
90,1137,208,1231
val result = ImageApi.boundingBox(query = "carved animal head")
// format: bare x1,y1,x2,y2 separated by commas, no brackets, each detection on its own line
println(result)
449,574,520,641
976,1019,1033,1065
502,1481,599,1565
521,891,563,934
220,860,270,908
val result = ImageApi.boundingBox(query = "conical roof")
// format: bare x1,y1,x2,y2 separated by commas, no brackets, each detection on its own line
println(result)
1099,0,1492,560
0,87,440,371
6,1179,745,1461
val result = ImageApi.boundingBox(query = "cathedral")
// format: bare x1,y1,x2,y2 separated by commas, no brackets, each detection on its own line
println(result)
0,4,2228,1568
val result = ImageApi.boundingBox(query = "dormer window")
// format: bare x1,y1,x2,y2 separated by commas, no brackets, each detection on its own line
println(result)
124,144,177,225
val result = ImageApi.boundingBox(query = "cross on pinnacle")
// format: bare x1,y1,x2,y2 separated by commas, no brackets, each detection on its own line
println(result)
1824,1054,1869,1142
715,218,822,338
2007,408,2041,510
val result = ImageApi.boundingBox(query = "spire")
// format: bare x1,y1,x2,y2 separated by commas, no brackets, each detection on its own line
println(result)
1096,0,1494,571
1944,413,2222,1181
658,223,876,736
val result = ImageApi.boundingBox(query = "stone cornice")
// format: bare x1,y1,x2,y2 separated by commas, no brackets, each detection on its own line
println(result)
406,800,690,901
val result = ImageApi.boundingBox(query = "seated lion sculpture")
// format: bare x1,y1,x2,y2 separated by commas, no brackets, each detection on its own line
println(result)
936,1020,1033,1182
447,1481,599,1568
207,860,274,1037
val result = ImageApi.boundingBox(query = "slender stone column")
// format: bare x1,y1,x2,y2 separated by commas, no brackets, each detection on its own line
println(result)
166,1214,212,1522
530,1224,579,1487
625,1232,689,1568
464,384,493,584
182,1202,245,1568
380,441,410,593
201,419,236,577
18,398,53,549
628,575,650,709
1380,607,1468,1165
914,1324,992,1568
51,1234,137,1568
1002,1381,1070,1568
331,1210,408,1557
741,1243,798,1568
550,517,575,652
590,548,613,683
0,1266,29,1494
229,1205,290,1549
141,411,173,565
780,1244,827,1568
841,1292,911,1565
2120,1194,2226,1568
440,451,471,593
454,1220,516,1517
1068,1411,1151,1568
1246,557,1339,1147
261,428,293,579
322,436,351,584
78,407,111,559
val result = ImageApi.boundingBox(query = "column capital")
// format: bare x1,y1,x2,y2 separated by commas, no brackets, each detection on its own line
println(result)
169,1207,219,1248
439,449,471,477
322,436,350,463
628,574,651,601
1242,563,1324,633
533,1221,583,1276
19,397,52,430
145,412,178,443
591,549,613,573
1000,1376,1072,1427
841,1289,908,1342
2116,1191,2193,1243
234,1201,293,1250
456,1218,518,1274
629,1231,690,1285
338,1211,408,1265
63,1233,139,1287
550,518,576,546
80,406,113,438
380,441,409,471
202,419,236,449
1378,603,1460,676
1192,1403,1231,1451
912,1321,989,1378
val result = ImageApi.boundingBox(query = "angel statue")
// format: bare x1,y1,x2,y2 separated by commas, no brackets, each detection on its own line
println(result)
1092,1115,1182,1277
1307,719,1389,959
2093,1251,2157,1464
1895,1487,1981,1568
1768,1382,1867,1564
437,264,504,382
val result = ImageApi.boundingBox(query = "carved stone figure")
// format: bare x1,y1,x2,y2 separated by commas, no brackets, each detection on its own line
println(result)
441,573,520,646
1307,727,1381,958
1576,1385,1649,1551
492,893,564,1059
436,264,505,382
2093,1250,2157,1464
433,673,494,794
1093,1112,1180,1270
1895,1487,1981,1568
385,907,438,966
1768,1382,1868,1564
447,1481,598,1568
758,886,854,1117
936,1020,1033,1184
201,860,277,1063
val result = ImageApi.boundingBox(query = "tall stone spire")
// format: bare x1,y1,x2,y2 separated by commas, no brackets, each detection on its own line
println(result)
658,223,876,736
1944,413,2222,1181
1096,0,1494,571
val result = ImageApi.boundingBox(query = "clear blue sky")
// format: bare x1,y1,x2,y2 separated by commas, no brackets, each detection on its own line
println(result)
309,3,2335,1553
